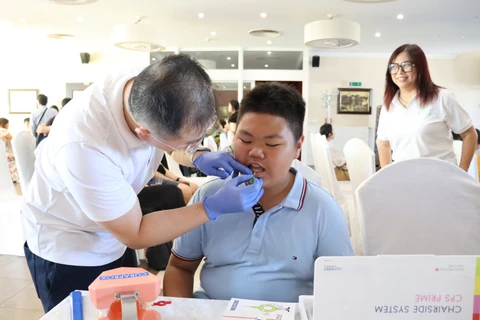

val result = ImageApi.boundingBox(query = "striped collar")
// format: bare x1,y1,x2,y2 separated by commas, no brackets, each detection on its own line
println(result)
281,168,308,212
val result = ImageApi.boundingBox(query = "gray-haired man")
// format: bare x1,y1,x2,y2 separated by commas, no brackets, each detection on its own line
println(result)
21,54,263,312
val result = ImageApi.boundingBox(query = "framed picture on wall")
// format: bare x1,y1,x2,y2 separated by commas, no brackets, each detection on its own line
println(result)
337,88,372,115
8,89,39,114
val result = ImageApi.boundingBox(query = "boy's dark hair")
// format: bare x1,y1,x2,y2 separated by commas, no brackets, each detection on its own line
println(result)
238,83,305,141
37,94,48,106
24,117,30,123
320,123,333,138
50,105,59,112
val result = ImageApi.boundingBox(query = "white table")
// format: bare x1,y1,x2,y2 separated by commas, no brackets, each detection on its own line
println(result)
41,292,301,320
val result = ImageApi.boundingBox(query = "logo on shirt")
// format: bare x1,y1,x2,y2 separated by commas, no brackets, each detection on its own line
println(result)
292,256,298,260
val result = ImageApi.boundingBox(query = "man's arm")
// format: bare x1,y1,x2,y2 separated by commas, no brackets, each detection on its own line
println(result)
163,254,202,297
97,201,208,249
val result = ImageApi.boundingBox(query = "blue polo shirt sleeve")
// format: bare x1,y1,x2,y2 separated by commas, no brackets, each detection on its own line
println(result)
172,190,204,260
316,200,354,257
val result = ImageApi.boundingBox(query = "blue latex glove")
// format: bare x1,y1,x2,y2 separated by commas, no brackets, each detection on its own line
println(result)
193,151,251,179
202,174,264,220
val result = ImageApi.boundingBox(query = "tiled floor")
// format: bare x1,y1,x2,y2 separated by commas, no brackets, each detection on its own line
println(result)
0,255,44,320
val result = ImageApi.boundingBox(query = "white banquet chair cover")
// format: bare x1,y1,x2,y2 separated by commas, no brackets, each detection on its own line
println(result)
203,136,218,152
291,159,321,186
343,138,375,194
356,158,480,256
309,133,361,253
0,141,25,256
11,131,36,194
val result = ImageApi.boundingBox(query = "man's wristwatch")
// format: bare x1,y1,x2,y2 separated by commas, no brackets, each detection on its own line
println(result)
189,147,211,164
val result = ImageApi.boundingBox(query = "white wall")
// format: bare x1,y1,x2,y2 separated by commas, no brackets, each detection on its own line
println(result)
308,55,480,128
0,30,149,134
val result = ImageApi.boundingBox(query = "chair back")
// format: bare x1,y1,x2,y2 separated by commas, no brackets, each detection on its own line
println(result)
356,158,480,255
310,133,351,233
11,131,36,194
203,136,218,152
343,138,375,194
291,159,321,186
453,140,479,181
219,133,231,151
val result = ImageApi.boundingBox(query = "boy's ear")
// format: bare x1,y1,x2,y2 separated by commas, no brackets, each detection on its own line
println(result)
295,135,305,158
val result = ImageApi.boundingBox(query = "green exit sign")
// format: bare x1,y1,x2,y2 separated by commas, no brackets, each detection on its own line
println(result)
349,82,362,87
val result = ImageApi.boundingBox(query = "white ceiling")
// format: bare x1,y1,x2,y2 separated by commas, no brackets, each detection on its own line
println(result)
0,0,479,55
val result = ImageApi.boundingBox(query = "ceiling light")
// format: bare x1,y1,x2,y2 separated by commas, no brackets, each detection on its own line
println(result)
265,64,269,68
49,0,98,4
244,86,247,89
76,16,83,22
198,13,204,18
375,32,381,37
152,57,156,60
231,64,235,67
112,24,165,52
304,15,360,49
267,40,272,44
19,18,26,23
227,57,231,60
47,33,78,40
249,29,281,38
267,51,272,55
210,31,216,36
260,12,267,18
397,14,404,20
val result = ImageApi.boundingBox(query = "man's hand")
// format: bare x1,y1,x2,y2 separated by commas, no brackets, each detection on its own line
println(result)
202,174,264,220
193,151,251,179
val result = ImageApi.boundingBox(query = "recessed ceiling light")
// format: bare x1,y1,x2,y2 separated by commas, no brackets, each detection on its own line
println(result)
265,64,269,68
198,13,205,18
461,35,467,39
260,12,267,18
375,32,381,37
244,86,247,89
227,57,231,60
267,40,272,44
76,16,83,22
20,18,26,23
152,58,156,61
210,31,216,36
397,14,404,20
231,64,235,67
267,51,272,55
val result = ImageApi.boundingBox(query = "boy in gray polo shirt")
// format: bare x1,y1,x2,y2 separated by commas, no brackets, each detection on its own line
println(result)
163,83,353,302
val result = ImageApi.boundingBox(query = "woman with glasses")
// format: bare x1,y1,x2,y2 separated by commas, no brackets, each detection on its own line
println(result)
377,44,477,171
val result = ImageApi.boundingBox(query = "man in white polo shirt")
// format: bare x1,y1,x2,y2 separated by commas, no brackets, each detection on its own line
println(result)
163,83,353,302
21,54,263,312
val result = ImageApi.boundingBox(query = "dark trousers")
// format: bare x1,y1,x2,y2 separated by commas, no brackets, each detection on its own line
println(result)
25,184,185,313
24,242,137,313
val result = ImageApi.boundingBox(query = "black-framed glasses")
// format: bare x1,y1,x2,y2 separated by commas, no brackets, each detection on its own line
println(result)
388,61,416,74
